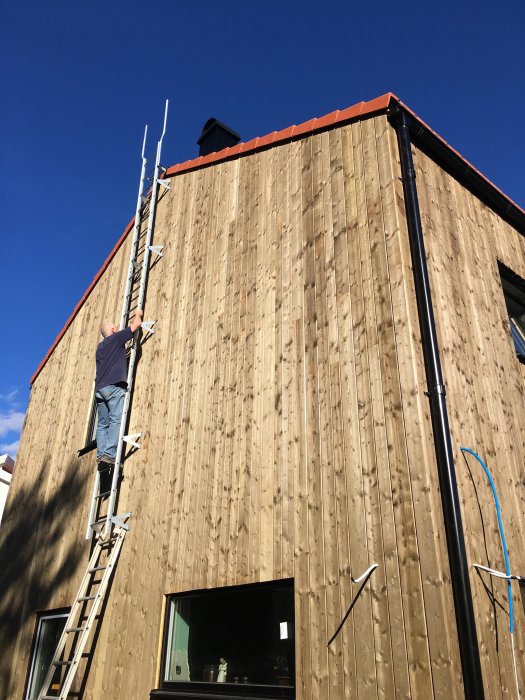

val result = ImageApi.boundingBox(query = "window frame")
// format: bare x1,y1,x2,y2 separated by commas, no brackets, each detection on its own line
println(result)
79,378,102,456
498,261,525,364
24,608,70,700
157,579,296,699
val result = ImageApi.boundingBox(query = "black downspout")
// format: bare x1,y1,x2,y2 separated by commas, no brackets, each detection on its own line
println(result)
390,108,485,700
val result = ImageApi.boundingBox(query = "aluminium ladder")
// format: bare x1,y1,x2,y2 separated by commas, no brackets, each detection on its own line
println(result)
86,100,169,541
37,525,127,700
36,103,169,700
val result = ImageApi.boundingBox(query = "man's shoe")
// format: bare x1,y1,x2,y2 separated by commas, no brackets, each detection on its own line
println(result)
97,454,116,467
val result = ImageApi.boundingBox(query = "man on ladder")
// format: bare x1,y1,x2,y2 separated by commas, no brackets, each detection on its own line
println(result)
95,308,143,470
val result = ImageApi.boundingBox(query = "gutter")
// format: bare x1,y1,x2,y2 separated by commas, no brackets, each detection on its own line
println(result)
388,107,485,699
389,97,525,234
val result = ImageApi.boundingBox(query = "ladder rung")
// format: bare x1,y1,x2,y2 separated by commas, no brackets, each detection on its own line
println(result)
53,659,72,666
78,595,96,602
95,490,112,499
99,537,117,548
89,565,107,573
66,626,86,633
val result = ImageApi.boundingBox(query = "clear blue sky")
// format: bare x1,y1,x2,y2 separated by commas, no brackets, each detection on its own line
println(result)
1,0,524,458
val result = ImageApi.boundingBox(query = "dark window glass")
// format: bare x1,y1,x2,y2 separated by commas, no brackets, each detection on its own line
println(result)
163,579,295,692
499,263,525,362
77,395,97,455
87,396,98,444
26,612,68,700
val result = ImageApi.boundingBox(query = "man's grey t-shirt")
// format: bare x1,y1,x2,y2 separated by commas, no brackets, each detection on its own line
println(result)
95,327,133,391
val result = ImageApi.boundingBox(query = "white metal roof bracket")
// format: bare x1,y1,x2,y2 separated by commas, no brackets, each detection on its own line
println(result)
123,433,142,449
141,320,156,336
112,513,132,530
148,245,164,258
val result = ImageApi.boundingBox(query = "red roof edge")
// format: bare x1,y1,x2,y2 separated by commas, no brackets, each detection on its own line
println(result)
165,93,393,178
30,92,525,386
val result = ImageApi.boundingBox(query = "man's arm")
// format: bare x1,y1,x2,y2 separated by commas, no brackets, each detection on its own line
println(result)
129,308,144,333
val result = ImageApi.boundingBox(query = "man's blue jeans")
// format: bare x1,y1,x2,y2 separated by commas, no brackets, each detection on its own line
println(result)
95,383,126,461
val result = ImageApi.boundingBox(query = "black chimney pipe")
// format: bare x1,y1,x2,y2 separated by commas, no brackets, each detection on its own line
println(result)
389,108,484,700
197,118,240,157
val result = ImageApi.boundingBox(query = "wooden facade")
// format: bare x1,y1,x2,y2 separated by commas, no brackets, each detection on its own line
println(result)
1,104,524,700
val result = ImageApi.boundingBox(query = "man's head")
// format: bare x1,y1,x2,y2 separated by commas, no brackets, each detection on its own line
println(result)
100,321,118,338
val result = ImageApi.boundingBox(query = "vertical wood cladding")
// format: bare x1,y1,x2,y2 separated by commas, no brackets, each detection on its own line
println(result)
405,140,525,700
1,114,523,699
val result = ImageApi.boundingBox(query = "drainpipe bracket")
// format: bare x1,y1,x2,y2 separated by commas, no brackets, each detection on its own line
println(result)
424,384,446,397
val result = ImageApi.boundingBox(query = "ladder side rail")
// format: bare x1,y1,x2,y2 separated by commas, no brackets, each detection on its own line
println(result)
136,99,168,313
103,101,169,539
102,380,133,537
103,370,133,539
56,529,126,700
119,125,149,330
101,196,154,537
85,472,101,540
37,542,104,700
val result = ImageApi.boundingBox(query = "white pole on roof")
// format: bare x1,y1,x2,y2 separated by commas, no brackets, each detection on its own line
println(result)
119,125,149,330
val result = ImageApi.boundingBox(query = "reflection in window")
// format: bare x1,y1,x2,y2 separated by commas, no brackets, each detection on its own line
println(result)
499,262,525,362
163,579,295,690
26,611,68,700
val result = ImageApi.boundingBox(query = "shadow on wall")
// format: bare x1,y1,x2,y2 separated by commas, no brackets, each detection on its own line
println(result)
0,456,87,695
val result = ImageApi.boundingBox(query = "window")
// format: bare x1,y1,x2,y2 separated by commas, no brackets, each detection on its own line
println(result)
78,393,97,456
160,579,295,698
499,262,525,362
86,397,98,445
25,611,68,700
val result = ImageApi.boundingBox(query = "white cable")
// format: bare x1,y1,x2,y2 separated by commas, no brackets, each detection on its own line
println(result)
473,563,523,581
351,563,378,584
511,633,521,700
474,564,522,698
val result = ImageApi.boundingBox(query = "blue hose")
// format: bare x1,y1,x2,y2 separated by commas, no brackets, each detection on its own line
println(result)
460,447,514,634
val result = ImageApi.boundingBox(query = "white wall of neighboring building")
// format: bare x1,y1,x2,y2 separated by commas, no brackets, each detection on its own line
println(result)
0,455,15,524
